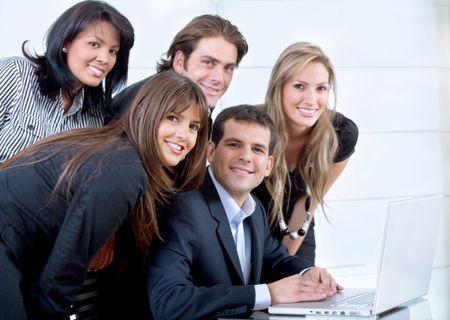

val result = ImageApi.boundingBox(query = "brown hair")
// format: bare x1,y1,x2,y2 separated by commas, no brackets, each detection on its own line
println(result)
1,71,208,253
211,104,277,155
157,14,248,72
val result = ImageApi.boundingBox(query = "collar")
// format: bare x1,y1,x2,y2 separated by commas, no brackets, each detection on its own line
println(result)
208,167,255,226
61,88,85,116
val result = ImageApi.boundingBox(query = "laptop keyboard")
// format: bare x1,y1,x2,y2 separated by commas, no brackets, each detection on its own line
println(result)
331,291,375,308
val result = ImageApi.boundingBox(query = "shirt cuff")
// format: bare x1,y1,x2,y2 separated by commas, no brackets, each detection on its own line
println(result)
253,284,271,310
299,267,313,276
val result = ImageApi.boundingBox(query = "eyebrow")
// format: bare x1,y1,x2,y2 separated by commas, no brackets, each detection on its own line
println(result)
88,34,120,48
224,138,268,150
201,55,237,68
293,79,329,86
175,110,202,124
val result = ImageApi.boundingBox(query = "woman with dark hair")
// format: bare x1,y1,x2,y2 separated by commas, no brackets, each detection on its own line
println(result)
0,0,134,162
0,71,209,320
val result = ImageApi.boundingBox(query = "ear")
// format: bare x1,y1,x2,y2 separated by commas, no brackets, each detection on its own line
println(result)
264,155,274,177
206,141,216,164
173,50,186,74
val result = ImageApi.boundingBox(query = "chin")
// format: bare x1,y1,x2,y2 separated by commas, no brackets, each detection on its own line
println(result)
162,158,179,167
82,78,104,87
207,100,219,107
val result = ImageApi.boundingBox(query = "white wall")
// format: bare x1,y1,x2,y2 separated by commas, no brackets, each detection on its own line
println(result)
1,0,449,270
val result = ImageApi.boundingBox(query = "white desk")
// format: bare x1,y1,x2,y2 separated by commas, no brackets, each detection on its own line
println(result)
244,265,449,320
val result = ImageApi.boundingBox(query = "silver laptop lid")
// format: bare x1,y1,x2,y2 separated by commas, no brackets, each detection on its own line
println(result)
373,195,442,314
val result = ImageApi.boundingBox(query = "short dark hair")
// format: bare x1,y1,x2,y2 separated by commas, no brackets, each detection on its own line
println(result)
157,14,248,72
23,0,134,115
211,105,277,155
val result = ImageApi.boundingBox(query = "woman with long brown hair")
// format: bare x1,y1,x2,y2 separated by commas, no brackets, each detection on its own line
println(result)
254,42,358,265
0,71,208,320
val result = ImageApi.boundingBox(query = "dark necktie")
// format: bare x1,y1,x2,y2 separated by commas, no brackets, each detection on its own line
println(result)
207,109,214,139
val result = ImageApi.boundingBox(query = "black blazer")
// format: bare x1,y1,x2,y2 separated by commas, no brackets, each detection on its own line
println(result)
107,76,150,123
147,172,311,319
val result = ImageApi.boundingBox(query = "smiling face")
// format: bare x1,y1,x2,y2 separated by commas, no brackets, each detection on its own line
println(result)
158,105,202,167
281,61,330,134
65,20,120,90
173,36,238,108
208,119,273,206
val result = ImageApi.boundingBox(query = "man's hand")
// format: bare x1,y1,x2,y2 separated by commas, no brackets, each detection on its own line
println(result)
302,267,344,293
267,268,343,305
87,235,116,272
268,274,329,305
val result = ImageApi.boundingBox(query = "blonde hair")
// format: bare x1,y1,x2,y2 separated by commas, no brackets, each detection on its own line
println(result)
261,42,339,226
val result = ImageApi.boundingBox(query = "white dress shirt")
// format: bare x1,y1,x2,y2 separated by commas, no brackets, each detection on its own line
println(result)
208,168,272,310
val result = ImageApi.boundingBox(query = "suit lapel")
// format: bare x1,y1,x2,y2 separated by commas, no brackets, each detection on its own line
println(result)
247,204,263,284
200,172,245,284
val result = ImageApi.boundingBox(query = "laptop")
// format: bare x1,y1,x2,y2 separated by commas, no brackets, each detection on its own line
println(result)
268,196,443,318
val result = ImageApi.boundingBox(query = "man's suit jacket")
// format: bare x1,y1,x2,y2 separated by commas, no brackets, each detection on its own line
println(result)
147,172,311,319
107,76,151,123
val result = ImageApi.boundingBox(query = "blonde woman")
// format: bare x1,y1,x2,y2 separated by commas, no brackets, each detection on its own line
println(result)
253,42,358,265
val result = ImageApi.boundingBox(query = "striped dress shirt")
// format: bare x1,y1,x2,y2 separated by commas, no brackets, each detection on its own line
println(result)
0,56,106,318
0,56,104,162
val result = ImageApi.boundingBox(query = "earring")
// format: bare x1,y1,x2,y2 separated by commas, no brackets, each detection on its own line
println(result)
62,47,67,53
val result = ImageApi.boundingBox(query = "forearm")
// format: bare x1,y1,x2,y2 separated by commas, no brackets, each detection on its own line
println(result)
282,196,318,255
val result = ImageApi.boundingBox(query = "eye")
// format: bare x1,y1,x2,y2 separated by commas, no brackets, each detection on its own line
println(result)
189,123,200,131
167,115,178,122
293,83,304,90
109,48,119,56
202,59,214,67
227,142,240,149
317,85,329,92
252,147,265,154
89,42,100,48
224,65,235,73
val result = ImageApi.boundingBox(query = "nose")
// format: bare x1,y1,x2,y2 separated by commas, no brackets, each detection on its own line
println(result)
175,123,190,140
303,89,316,105
238,146,252,163
210,66,225,84
96,48,110,65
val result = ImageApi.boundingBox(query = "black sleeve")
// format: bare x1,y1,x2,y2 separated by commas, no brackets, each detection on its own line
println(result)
34,155,148,315
147,194,255,320
256,200,312,283
333,112,359,163
106,77,150,124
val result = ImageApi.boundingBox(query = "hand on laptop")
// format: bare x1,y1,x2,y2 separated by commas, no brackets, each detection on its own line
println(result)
302,267,343,294
268,273,330,305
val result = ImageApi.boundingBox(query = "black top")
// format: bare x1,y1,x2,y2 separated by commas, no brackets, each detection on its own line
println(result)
252,112,358,264
106,76,152,123
0,140,148,317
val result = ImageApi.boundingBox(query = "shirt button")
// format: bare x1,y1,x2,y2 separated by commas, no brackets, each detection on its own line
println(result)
27,124,35,131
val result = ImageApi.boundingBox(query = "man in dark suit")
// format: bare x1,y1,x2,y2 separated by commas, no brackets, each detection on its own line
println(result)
147,105,342,319
109,14,248,129
99,17,247,318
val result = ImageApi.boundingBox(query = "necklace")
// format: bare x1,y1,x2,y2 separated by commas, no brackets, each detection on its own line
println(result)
278,193,312,240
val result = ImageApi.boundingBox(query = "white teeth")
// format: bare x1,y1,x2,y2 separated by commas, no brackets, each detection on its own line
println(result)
167,141,182,151
88,66,103,77
298,107,316,115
